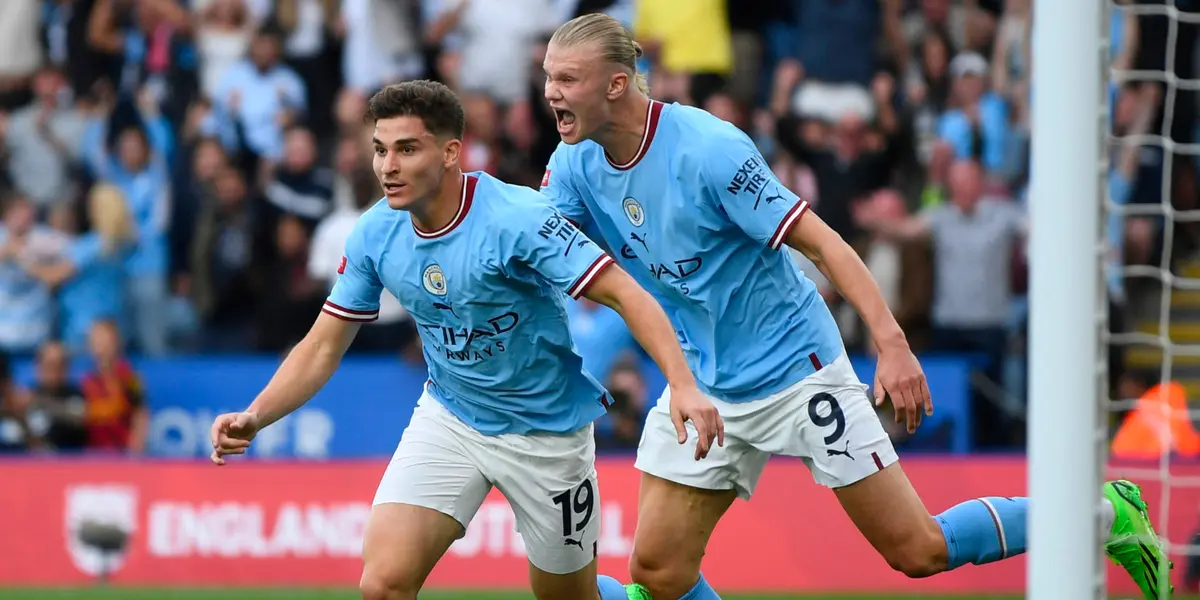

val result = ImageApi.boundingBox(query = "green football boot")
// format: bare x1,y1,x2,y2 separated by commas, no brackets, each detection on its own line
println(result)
1104,479,1173,599
624,583,652,600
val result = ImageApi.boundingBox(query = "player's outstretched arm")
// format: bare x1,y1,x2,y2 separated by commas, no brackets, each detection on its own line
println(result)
784,211,933,433
583,266,725,459
210,312,361,465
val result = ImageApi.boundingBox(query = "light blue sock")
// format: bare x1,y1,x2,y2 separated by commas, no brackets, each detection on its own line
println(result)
934,496,1029,569
598,575,629,600
679,572,721,600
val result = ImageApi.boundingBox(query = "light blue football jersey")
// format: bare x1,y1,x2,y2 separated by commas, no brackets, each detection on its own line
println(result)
542,101,843,403
325,172,615,435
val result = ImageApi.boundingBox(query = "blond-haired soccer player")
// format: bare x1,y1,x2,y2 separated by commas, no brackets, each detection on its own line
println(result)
540,13,1171,600
210,80,723,600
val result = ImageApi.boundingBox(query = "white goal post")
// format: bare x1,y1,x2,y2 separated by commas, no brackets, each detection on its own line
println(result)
1028,0,1108,598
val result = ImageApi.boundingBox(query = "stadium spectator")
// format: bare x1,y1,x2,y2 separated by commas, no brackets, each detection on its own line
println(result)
212,22,306,163
841,190,932,353
902,0,970,51
936,51,1013,179
339,0,423,100
253,214,324,351
260,124,333,245
328,128,376,211
26,340,88,452
80,319,147,453
861,158,1026,447
22,184,136,354
170,135,229,283
772,74,902,244
190,165,256,351
594,360,647,451
82,85,173,356
0,194,70,355
771,0,906,123
194,0,256,101
424,0,558,104
271,0,343,139
0,0,44,111
3,66,88,208
567,298,636,386
0,351,36,452
633,0,732,107
1111,377,1200,460
905,27,955,165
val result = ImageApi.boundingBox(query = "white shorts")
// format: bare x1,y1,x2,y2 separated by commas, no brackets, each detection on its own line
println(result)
373,392,600,575
634,353,898,500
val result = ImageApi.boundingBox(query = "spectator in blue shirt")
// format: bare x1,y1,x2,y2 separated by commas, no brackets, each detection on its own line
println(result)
936,51,1011,177
0,195,69,355
213,23,306,164
20,184,135,355
82,89,172,356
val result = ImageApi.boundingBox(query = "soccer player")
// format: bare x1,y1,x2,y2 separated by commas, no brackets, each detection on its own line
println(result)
539,13,1172,600
209,80,723,600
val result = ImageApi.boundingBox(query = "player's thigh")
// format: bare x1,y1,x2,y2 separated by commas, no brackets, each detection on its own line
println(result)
630,472,736,598
365,397,493,592
628,385,757,596
360,503,464,597
764,356,946,574
832,463,948,576
488,424,602,579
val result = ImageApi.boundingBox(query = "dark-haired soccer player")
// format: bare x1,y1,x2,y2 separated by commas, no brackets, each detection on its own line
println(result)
209,79,723,600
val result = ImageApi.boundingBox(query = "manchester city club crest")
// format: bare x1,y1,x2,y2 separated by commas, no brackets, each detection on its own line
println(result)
422,264,448,296
623,197,645,227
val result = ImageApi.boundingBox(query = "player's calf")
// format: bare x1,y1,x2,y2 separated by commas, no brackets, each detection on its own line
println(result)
876,520,950,578
833,464,950,578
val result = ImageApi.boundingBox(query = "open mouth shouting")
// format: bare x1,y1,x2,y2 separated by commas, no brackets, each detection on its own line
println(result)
553,108,577,137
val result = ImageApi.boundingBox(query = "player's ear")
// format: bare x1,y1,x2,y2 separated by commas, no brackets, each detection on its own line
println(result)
607,70,628,100
442,138,462,167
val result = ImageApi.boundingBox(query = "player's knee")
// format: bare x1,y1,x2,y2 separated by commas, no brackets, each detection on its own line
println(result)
359,570,419,600
629,547,700,598
881,526,949,579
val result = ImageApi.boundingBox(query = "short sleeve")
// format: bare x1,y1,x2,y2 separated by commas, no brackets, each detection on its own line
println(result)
505,200,614,300
698,128,809,250
538,145,591,227
322,218,384,322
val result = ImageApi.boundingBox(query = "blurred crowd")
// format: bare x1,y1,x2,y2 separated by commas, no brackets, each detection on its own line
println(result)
0,0,1198,455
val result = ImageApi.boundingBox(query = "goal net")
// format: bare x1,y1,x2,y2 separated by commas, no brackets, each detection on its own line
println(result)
1105,0,1200,598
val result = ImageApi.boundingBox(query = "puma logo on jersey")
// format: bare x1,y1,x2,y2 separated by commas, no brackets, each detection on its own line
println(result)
563,537,584,550
433,301,457,318
754,187,786,211
630,231,648,250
